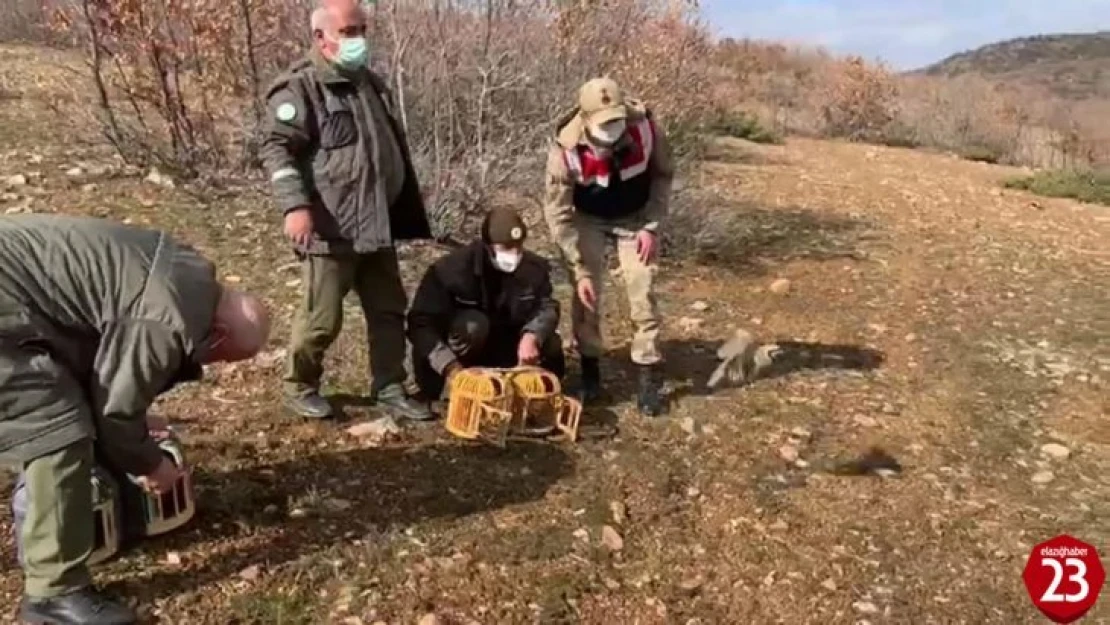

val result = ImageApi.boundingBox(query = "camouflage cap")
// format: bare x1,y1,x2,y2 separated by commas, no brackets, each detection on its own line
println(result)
578,77,627,129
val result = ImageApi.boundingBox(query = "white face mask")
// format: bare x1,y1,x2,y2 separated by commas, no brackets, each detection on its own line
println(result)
590,118,627,146
492,250,522,273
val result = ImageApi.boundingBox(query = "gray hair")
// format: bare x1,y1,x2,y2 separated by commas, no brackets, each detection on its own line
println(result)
310,7,329,32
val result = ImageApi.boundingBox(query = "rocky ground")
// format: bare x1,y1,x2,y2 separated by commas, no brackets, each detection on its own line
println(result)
0,44,1108,624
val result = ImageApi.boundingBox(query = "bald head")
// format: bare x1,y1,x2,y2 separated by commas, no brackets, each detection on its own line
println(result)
204,287,271,363
311,0,368,63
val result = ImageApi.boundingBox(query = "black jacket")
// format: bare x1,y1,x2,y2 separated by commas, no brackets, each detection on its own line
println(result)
407,240,559,373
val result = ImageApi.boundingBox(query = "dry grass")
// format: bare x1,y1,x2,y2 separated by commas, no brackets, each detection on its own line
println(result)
2,44,1110,624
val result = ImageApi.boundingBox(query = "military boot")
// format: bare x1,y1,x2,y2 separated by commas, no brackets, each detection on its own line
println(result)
636,364,665,417
21,587,137,625
283,391,334,419
577,357,602,404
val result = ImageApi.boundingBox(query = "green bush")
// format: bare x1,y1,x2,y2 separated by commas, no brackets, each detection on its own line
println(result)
877,120,919,148
1003,169,1110,206
960,145,1003,164
707,111,783,144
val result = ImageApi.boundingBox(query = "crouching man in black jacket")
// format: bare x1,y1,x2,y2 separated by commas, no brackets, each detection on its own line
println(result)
407,208,566,401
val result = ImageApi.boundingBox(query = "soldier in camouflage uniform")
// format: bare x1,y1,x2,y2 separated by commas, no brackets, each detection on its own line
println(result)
543,77,676,416
0,214,270,625
260,0,435,421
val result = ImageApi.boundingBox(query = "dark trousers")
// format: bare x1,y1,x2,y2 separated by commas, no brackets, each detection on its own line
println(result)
413,310,566,399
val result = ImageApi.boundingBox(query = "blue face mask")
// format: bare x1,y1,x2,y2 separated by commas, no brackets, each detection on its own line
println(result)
334,36,369,71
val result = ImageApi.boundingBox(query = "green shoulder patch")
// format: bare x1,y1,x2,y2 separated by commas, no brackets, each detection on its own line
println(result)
276,102,298,123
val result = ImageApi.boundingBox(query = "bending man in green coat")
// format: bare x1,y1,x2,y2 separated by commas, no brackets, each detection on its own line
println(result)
0,214,271,625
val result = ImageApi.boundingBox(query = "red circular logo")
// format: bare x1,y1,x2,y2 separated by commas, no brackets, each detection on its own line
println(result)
1023,535,1105,623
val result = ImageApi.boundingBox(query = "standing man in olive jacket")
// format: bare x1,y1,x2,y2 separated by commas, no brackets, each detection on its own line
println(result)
0,214,271,625
259,0,434,421
407,208,565,402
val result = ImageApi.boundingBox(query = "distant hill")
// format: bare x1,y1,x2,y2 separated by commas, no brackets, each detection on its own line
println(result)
916,32,1110,101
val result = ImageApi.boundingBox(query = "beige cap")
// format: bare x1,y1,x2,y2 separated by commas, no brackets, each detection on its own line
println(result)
578,77,627,129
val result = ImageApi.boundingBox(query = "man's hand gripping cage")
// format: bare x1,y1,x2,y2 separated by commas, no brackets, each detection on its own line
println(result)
445,366,582,446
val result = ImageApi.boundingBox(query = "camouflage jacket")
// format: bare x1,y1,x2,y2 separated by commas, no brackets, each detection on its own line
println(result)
542,100,675,282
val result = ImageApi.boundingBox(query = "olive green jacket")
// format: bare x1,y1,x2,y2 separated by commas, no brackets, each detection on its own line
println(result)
0,215,220,476
259,49,433,254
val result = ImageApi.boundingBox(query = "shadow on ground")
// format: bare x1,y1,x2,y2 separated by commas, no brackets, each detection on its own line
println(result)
596,339,886,404
103,440,574,602
662,197,878,275
700,139,791,166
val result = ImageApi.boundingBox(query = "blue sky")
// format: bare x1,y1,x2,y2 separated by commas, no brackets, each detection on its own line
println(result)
703,1,1110,70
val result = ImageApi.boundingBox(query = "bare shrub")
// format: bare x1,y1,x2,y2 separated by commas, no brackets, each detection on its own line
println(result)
0,0,62,44
817,56,899,142
43,0,713,238
48,0,305,177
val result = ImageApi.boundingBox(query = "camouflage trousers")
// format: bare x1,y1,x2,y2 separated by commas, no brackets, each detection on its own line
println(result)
570,213,662,366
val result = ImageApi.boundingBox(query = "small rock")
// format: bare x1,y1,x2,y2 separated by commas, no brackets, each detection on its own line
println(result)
289,507,309,519
853,601,879,614
1040,443,1070,461
691,300,709,312
573,528,589,541
601,525,624,551
65,167,83,177
346,417,401,444
417,614,440,625
81,183,98,192
778,444,799,463
769,279,792,295
680,417,697,435
789,427,811,440
1031,471,1055,485
678,316,703,333
164,551,182,566
4,174,27,188
145,167,175,188
821,578,837,591
323,498,353,513
239,564,262,581
678,575,704,595
854,415,879,428
610,501,627,525
769,519,788,531
1,192,19,202
263,504,279,515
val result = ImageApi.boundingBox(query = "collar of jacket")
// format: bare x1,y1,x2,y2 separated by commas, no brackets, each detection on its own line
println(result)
468,239,492,276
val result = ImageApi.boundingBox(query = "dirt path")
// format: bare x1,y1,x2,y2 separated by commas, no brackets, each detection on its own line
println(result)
1,44,1108,624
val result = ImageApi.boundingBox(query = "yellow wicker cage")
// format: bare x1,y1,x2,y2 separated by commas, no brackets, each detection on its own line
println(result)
445,366,581,446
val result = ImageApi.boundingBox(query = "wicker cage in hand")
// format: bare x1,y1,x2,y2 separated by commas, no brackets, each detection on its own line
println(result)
445,366,581,446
